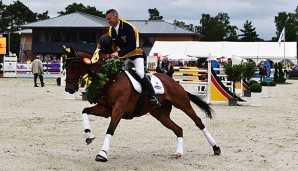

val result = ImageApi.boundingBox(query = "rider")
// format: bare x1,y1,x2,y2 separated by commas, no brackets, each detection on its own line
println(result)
104,9,161,108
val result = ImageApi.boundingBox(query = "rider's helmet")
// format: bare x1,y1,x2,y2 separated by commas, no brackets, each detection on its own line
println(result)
99,34,113,54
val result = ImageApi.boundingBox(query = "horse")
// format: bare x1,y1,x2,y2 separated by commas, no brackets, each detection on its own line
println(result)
63,47,221,162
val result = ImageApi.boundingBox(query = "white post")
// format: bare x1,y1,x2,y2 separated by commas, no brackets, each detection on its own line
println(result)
60,57,66,87
283,28,286,68
207,53,212,104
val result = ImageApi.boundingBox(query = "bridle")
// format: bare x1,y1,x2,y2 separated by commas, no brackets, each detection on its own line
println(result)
65,56,84,88
64,53,106,88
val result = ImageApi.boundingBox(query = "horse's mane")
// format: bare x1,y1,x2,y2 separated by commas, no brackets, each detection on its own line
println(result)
76,51,93,58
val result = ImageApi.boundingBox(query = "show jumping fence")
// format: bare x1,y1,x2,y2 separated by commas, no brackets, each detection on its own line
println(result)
146,56,244,104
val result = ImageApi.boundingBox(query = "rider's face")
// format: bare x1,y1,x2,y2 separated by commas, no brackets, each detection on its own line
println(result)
106,13,119,27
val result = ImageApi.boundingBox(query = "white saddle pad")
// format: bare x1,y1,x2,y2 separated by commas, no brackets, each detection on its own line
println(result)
124,71,164,94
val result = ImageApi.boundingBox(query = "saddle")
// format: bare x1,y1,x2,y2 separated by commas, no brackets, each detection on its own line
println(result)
124,70,164,95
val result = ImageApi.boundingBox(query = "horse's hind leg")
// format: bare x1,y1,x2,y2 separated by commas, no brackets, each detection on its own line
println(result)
171,94,221,155
150,102,184,158
181,108,220,155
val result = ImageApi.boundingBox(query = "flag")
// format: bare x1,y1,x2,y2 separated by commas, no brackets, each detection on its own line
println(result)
278,27,285,47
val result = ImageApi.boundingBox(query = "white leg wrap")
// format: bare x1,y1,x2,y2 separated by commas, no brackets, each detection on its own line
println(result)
202,128,217,146
85,132,95,140
176,137,183,155
98,134,112,158
82,113,91,131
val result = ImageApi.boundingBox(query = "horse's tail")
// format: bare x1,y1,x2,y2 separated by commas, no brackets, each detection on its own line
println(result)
186,91,214,119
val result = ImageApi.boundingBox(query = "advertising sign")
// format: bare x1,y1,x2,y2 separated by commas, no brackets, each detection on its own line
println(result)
3,55,17,77
0,34,9,55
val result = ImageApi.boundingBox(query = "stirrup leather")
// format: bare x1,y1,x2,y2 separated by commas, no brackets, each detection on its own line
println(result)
149,96,161,108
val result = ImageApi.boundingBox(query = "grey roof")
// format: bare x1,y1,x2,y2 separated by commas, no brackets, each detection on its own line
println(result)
21,12,108,28
21,12,196,35
130,20,196,34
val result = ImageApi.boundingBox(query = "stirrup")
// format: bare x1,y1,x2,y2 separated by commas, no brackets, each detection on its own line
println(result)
149,96,161,108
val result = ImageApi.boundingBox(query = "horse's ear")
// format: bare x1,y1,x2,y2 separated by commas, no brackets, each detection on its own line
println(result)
62,45,78,57
91,47,100,63
83,58,92,65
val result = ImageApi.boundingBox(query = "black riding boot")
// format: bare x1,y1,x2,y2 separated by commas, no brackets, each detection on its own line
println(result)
141,77,161,108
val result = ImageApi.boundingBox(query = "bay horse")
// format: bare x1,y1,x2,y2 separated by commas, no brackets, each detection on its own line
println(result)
63,46,221,162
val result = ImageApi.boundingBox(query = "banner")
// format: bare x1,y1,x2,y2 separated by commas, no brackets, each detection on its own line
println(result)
278,27,285,47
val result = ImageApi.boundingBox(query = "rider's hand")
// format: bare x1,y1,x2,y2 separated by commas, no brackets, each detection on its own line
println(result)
111,52,119,58
97,43,101,49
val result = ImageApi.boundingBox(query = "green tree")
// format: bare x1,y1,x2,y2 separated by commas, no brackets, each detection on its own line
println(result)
243,63,256,82
273,63,279,83
3,0,37,33
0,0,7,33
37,11,50,20
239,20,260,41
278,62,286,83
0,0,49,55
58,2,105,17
223,63,243,97
273,6,298,41
1,0,36,55
148,8,163,20
173,19,195,32
198,13,238,41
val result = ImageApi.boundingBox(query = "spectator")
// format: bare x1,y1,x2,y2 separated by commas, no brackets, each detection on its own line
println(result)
259,63,267,82
156,56,174,78
227,58,232,64
31,55,45,87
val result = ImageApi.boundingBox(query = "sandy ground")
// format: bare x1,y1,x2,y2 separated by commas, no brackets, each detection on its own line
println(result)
0,76,298,171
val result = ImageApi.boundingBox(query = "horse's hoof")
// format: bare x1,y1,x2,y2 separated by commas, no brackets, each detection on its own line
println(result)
170,152,182,159
86,138,95,145
213,145,221,155
95,154,108,162
85,132,95,145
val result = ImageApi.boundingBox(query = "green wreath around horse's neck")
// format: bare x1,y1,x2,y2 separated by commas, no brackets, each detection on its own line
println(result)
85,58,123,104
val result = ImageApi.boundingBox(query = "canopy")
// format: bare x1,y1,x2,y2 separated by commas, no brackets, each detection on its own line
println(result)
150,41,297,64
165,53,197,61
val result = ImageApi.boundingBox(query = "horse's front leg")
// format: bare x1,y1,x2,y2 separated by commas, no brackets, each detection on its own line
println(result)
81,105,111,145
95,108,123,162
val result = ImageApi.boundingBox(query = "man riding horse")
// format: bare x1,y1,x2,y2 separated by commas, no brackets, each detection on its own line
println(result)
63,9,221,162
103,9,161,108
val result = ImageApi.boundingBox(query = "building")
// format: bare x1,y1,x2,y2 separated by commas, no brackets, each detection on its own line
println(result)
20,12,198,61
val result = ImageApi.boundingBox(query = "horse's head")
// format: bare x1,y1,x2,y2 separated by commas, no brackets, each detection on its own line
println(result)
63,45,112,94
63,46,93,94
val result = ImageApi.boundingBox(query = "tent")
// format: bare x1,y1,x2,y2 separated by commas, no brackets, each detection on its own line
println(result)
149,41,297,64
165,53,197,61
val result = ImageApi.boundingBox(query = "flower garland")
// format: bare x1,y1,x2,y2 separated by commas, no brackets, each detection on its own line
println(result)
86,58,123,104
